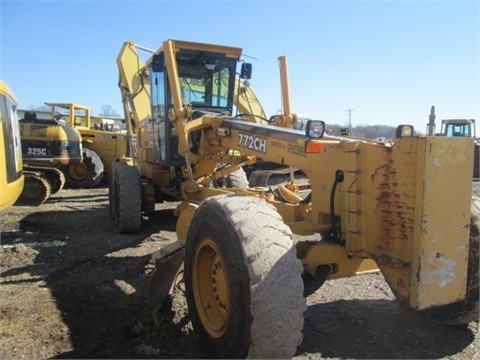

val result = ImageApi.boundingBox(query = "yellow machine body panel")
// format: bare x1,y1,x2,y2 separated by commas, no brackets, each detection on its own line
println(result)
0,80,24,210
176,117,473,311
19,121,83,166
76,128,127,171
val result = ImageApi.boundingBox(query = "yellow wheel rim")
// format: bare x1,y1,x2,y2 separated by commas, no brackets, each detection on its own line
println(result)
68,163,87,180
192,237,230,338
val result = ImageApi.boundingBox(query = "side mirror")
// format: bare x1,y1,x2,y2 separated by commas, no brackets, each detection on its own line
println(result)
152,54,165,73
240,63,252,79
305,120,325,138
396,124,414,139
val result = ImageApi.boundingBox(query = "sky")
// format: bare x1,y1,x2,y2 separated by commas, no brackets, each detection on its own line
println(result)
1,0,479,134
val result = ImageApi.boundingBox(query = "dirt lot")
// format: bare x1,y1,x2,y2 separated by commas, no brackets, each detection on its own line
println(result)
0,186,479,359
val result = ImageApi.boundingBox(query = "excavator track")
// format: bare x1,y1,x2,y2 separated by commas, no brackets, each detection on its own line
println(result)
15,171,51,206
24,164,65,195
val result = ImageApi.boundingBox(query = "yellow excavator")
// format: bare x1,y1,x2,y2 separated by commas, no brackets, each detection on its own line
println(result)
17,110,84,205
0,80,24,210
112,39,478,358
45,102,127,188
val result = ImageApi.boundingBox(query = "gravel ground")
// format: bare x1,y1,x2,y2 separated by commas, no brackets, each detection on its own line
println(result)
0,186,478,359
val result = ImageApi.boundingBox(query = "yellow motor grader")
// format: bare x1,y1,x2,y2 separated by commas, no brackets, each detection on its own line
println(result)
111,39,479,359
0,80,24,210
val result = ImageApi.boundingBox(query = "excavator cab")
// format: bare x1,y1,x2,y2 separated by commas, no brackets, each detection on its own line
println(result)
0,80,24,210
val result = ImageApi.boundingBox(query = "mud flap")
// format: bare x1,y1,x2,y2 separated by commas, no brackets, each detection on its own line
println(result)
148,241,185,312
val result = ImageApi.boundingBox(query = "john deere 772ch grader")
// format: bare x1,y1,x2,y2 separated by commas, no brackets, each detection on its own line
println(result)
109,39,479,358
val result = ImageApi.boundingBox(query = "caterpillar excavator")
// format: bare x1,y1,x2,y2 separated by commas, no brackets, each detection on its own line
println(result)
0,80,24,210
45,102,127,188
17,110,83,205
111,39,478,359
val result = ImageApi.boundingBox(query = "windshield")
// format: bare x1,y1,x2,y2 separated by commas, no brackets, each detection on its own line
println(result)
445,123,471,137
177,50,237,112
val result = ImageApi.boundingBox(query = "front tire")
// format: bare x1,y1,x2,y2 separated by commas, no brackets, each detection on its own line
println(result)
108,162,123,219
114,164,142,233
184,194,305,358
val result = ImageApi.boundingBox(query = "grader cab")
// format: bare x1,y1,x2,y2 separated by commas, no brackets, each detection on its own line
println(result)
111,39,479,358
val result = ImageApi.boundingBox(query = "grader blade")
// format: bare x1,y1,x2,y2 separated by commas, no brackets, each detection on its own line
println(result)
148,241,185,310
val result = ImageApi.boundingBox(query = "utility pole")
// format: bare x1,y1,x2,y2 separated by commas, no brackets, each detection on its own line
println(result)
346,108,355,130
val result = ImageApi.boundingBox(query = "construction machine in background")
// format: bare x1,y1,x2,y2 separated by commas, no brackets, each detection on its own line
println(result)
17,111,83,205
45,102,127,188
0,80,24,210
112,39,479,359
440,118,479,180
440,118,476,137
427,105,479,179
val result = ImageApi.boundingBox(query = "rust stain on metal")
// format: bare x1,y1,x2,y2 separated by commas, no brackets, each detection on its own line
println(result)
375,149,416,258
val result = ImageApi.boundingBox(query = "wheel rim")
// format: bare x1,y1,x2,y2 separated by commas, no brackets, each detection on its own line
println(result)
68,163,87,180
192,237,230,339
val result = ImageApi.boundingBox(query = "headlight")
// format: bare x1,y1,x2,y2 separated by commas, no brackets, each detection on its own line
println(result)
305,120,325,138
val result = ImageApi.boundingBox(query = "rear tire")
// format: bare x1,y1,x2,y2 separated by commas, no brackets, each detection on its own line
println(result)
115,165,142,233
65,148,104,188
184,194,305,358
108,162,123,219
224,168,248,188
212,167,248,189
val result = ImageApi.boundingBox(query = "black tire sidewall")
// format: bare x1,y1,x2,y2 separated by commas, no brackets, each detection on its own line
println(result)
116,165,141,233
65,148,104,188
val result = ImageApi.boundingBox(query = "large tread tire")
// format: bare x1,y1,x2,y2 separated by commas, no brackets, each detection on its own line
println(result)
420,195,480,325
213,167,249,189
225,168,249,188
108,162,123,220
65,148,104,188
115,165,142,233
184,194,306,359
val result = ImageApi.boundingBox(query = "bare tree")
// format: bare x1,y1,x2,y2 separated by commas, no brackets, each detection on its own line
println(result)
99,104,118,116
